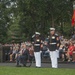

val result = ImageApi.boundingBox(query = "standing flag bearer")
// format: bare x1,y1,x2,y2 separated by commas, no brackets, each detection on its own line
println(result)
32,32,42,68
47,28,60,68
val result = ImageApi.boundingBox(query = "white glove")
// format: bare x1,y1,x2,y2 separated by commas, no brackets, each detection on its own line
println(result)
40,51,42,53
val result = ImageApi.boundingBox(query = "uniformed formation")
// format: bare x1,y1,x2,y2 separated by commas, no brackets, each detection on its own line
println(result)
33,28,60,68
14,27,60,68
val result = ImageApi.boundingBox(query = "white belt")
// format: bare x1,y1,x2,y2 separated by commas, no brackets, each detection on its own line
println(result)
34,44,40,46
50,43,56,45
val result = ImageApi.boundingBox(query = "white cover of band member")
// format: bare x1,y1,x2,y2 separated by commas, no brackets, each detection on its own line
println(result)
35,32,40,35
50,28,55,31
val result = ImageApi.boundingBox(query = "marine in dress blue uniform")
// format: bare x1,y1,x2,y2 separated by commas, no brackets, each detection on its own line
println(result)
33,32,42,68
47,28,60,68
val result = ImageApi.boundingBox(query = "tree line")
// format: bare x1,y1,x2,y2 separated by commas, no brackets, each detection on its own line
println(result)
0,0,74,43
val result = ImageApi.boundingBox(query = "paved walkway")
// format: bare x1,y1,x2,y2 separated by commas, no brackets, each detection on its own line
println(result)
0,62,75,69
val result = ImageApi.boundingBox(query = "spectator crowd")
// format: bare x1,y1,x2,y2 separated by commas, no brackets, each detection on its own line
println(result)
0,35,75,64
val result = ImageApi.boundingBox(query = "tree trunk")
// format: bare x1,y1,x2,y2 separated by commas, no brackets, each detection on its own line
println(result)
51,14,55,27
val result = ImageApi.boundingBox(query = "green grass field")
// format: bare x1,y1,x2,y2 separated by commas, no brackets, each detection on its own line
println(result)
0,67,75,75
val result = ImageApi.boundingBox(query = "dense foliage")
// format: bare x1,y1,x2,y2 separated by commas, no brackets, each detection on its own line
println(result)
0,0,74,43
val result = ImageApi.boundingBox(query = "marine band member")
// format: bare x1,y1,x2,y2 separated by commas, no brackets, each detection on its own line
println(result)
47,28,60,68
32,32,42,68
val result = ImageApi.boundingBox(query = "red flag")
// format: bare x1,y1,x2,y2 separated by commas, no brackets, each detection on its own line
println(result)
72,10,75,26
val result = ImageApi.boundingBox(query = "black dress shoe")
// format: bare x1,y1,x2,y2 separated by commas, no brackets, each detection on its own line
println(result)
16,65,22,67
36,66,41,68
23,64,26,67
